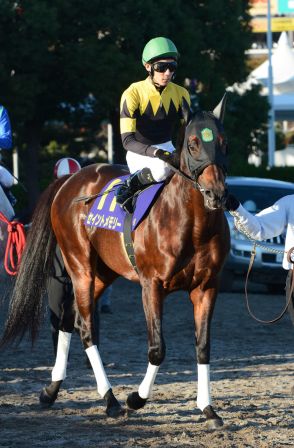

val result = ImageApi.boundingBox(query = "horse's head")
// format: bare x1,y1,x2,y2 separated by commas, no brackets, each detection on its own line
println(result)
181,94,228,210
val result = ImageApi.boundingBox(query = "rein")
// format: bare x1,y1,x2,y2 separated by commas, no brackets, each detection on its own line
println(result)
231,211,294,324
166,163,204,191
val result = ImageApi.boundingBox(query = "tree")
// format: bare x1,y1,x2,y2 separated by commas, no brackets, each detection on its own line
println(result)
0,0,268,211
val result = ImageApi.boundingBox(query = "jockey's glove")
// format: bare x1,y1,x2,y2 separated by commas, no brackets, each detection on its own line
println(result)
224,193,240,211
155,149,180,168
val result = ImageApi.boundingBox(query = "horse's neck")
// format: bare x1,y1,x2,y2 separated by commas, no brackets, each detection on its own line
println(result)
160,174,203,222
161,174,218,234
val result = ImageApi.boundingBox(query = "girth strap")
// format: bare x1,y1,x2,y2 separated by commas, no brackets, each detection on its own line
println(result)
123,212,138,274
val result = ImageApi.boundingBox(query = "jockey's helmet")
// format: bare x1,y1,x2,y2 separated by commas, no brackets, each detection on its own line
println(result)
142,37,179,65
54,157,81,179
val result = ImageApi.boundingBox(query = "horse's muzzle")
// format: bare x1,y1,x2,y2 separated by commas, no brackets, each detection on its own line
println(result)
203,188,228,210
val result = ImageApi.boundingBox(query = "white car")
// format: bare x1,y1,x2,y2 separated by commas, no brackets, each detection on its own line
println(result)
221,176,294,293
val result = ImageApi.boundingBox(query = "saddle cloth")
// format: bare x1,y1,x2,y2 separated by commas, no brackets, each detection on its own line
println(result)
84,175,164,232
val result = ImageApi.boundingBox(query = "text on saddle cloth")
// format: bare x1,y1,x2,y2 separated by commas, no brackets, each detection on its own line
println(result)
84,175,164,232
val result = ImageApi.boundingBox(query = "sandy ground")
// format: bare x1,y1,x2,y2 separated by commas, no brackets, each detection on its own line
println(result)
1,277,294,448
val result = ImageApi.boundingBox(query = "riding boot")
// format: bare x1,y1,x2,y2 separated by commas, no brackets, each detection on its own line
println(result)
116,168,156,213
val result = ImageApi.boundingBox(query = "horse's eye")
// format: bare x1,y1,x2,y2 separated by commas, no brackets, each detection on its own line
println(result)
188,135,200,151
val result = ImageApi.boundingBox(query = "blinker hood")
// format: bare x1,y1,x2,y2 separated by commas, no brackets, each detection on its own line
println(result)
184,110,228,179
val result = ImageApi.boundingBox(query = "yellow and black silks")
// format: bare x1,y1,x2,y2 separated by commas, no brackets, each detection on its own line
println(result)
120,78,191,156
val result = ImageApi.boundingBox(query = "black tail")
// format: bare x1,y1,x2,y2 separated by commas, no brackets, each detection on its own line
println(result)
0,176,69,348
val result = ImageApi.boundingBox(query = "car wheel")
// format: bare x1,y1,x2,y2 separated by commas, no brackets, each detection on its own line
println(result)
219,269,234,292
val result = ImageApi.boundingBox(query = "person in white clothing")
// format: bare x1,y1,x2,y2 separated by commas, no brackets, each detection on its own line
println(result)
225,193,294,315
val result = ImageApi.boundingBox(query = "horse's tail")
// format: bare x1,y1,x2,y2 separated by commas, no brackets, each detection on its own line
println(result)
0,176,69,348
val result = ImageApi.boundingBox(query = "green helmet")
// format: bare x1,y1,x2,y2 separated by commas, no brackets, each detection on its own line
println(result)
142,37,179,65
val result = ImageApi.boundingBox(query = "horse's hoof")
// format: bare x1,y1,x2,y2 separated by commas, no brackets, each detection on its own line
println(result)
39,387,58,407
104,388,125,418
126,392,147,410
202,405,223,429
106,404,125,418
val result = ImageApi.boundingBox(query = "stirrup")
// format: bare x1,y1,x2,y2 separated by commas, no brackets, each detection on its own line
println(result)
120,196,135,213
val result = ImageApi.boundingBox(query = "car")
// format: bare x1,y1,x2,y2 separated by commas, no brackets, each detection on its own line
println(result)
221,176,294,293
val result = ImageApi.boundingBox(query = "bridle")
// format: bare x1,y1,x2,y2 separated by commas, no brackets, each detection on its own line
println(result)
166,134,228,197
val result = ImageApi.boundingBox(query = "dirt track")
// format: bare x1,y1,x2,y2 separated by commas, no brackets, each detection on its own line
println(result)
1,277,294,447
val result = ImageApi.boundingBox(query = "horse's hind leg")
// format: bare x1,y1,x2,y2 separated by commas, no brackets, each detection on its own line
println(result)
40,285,75,406
73,274,124,418
190,286,223,428
127,281,164,411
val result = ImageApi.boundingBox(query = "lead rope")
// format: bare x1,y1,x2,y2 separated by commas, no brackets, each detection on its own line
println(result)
0,211,26,276
231,211,294,324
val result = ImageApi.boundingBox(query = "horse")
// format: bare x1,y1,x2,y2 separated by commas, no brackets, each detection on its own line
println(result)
1,96,230,428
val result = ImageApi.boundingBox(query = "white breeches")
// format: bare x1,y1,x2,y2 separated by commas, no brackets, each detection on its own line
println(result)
126,141,175,182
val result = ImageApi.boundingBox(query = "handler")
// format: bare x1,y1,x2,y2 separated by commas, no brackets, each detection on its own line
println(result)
225,193,294,311
117,36,191,212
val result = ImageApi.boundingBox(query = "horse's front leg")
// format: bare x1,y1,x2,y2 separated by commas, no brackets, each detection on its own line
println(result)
190,285,223,428
127,280,165,411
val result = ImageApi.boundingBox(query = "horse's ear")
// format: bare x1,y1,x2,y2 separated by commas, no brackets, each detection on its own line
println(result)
213,92,227,124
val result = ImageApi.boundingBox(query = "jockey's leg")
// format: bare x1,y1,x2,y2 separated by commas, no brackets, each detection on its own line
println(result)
116,168,156,212
116,141,175,213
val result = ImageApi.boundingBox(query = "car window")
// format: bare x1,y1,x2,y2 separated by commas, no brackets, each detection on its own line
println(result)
228,186,294,212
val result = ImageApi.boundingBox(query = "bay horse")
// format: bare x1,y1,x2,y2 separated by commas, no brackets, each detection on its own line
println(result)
1,96,230,428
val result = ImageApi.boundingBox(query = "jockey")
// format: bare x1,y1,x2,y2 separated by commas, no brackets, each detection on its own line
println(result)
117,36,191,212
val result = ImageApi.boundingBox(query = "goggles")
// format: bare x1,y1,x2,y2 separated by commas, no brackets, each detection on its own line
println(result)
152,61,177,73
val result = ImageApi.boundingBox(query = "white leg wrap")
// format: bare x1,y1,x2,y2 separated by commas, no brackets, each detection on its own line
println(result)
85,345,111,398
138,363,160,399
51,331,72,382
197,364,211,411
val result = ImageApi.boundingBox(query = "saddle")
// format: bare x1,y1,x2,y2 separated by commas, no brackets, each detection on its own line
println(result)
84,174,164,233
